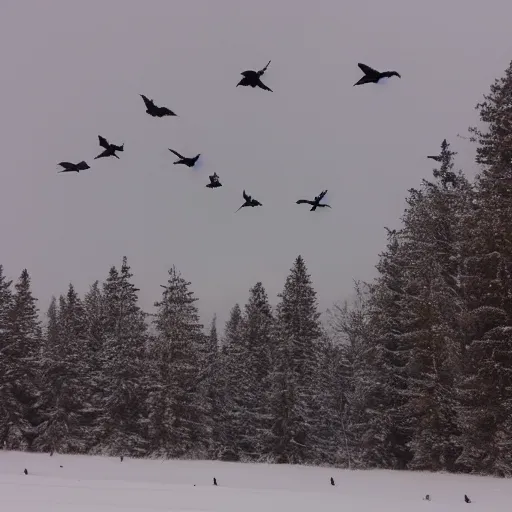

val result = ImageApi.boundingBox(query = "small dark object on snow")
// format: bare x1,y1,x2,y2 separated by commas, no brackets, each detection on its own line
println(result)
424,494,431,501
296,189,331,211
427,155,443,162
168,148,200,167
58,161,90,173
353,63,401,86
120,456,124,462
95,135,124,160
24,469,28,475
330,477,335,486
50,450,54,456
213,477,217,486
140,94,177,117
465,495,471,504
235,190,262,212
237,60,273,91
206,173,222,188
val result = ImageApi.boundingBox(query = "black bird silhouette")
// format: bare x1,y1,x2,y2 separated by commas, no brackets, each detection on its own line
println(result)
296,189,331,211
206,172,222,188
330,477,335,486
424,494,431,501
140,94,177,117
168,148,200,167
464,495,471,504
60,465,63,468
24,469,28,475
58,161,90,173
353,63,401,86
427,155,443,162
95,135,124,160
237,60,273,91
235,190,262,212
213,477,218,486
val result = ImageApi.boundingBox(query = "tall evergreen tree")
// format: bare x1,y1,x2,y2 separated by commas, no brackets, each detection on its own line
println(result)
456,61,512,476
150,265,206,458
2,269,42,449
36,285,89,453
269,255,321,463
0,265,13,448
98,257,149,456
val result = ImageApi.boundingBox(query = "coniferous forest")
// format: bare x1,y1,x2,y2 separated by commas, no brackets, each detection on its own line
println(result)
2,62,512,477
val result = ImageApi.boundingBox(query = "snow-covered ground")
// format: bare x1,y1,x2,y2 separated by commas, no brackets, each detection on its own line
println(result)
0,451,509,511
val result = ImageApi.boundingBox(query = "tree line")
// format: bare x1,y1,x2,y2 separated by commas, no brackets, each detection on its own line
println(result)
1,61,512,477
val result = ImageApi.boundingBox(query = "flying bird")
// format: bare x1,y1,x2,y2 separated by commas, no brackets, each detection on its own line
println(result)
464,495,471,504
58,161,90,173
235,190,262,212
427,155,443,162
296,189,331,211
24,469,28,475
237,60,273,91
140,94,177,117
206,173,222,188
353,63,401,86
95,135,124,160
330,477,335,486
424,495,431,501
168,148,200,167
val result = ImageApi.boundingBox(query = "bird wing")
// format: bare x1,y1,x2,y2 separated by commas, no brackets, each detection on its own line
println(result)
235,204,245,213
318,189,328,201
256,78,273,91
358,62,380,77
241,70,256,77
98,135,110,149
252,199,262,206
317,204,332,208
58,162,74,169
243,190,250,201
296,199,314,205
427,155,442,161
112,144,124,152
140,94,153,108
76,161,90,170
94,149,110,159
169,148,184,159
157,106,176,116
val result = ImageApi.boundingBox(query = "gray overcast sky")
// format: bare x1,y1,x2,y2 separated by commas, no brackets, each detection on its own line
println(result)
1,0,512,329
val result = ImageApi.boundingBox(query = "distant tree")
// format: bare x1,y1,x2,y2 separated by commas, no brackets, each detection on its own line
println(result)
98,257,150,456
36,285,89,453
2,269,42,450
218,303,248,460
456,61,512,476
0,265,14,448
241,282,275,458
149,265,207,458
268,255,322,463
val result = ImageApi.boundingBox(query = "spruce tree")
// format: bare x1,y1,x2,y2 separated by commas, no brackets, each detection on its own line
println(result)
0,265,13,448
149,265,206,458
269,255,321,463
98,257,149,456
456,61,512,476
2,269,42,449
36,285,89,453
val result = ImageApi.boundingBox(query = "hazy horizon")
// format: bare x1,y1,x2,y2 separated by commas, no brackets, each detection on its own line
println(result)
2,0,512,328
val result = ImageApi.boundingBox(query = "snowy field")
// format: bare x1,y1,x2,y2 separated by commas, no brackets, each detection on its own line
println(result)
0,451,509,511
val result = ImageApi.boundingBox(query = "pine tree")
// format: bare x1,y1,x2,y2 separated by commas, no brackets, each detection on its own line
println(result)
0,265,13,448
218,303,249,460
397,142,471,471
2,269,42,449
241,282,275,458
36,285,89,453
149,265,206,458
455,62,512,476
98,257,150,456
269,255,322,463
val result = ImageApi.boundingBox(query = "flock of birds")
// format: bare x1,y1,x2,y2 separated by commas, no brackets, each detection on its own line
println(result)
57,60,407,213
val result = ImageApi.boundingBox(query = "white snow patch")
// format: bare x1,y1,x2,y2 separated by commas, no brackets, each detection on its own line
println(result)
0,450,510,511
